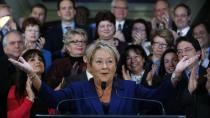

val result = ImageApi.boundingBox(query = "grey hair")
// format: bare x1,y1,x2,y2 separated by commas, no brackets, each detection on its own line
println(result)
2,30,22,48
63,28,87,45
85,40,120,65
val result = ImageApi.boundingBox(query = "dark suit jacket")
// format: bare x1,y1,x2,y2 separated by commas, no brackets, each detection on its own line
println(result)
38,77,175,115
121,19,133,43
166,66,210,118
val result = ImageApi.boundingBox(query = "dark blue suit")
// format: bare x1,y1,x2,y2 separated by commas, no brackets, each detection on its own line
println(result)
39,77,175,115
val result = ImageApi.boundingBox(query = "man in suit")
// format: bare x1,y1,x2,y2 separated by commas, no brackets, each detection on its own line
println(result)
0,31,24,118
111,0,133,43
174,3,191,37
44,0,92,55
151,0,176,31
168,36,210,118
0,4,19,57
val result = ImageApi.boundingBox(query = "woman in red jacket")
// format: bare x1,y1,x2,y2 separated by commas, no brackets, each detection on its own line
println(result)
7,49,45,118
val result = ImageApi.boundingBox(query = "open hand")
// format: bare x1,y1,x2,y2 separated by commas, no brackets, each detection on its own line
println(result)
8,57,33,74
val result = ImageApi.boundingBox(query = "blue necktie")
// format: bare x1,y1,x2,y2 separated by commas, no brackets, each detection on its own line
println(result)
118,24,122,31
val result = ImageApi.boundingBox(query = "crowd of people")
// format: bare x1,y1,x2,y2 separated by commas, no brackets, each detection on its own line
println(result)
0,0,210,118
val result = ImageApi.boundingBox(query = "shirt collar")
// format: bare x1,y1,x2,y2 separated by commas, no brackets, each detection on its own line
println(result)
62,21,75,34
86,70,93,81
177,26,190,36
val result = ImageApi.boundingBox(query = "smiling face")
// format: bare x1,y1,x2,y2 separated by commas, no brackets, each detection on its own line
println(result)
126,50,145,75
164,52,178,74
90,48,117,82
65,34,87,57
193,24,209,48
97,20,115,40
174,6,190,29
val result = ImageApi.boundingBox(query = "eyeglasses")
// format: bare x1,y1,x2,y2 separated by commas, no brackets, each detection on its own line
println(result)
177,47,194,55
153,42,168,48
66,40,87,45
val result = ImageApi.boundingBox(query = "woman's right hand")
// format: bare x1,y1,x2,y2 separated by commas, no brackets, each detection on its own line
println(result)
146,64,157,86
122,65,131,80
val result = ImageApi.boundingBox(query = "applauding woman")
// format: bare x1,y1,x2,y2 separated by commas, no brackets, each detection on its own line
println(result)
7,49,46,118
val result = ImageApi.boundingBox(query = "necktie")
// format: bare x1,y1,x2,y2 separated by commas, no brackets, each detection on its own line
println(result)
118,24,122,31
177,31,182,36
65,26,72,31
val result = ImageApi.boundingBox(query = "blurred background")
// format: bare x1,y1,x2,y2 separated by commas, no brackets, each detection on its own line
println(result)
0,0,209,26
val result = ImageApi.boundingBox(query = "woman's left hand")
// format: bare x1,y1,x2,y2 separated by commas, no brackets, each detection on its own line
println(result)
26,78,35,102
188,65,199,94
8,57,33,74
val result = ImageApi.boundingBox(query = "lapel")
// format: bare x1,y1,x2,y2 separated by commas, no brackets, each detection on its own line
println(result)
108,78,124,114
85,80,104,114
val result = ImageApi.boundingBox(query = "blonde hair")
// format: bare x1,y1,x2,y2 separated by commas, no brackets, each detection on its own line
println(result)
85,40,120,65
63,28,87,45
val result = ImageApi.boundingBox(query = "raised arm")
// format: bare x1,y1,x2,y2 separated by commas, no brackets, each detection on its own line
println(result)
8,57,42,91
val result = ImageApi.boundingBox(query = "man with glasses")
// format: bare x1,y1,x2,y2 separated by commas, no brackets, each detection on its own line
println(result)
174,3,191,37
170,36,210,118
111,0,133,43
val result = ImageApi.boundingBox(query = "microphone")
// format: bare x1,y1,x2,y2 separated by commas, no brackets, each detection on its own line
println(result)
56,81,107,112
113,78,166,115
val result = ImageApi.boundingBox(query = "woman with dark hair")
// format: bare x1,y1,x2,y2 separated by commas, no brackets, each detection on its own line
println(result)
130,19,151,55
121,45,148,84
95,11,127,55
148,48,178,87
7,49,47,118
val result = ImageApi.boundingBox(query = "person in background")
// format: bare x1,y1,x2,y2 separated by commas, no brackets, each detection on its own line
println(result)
8,40,199,115
121,45,148,84
45,28,87,89
151,0,175,31
0,4,19,57
7,49,48,118
29,3,48,36
111,0,132,43
173,3,191,37
145,29,174,87
147,48,178,88
172,36,210,118
22,17,52,72
0,31,24,118
95,11,127,55
130,18,151,56
75,6,90,26
192,21,210,68
44,0,92,53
